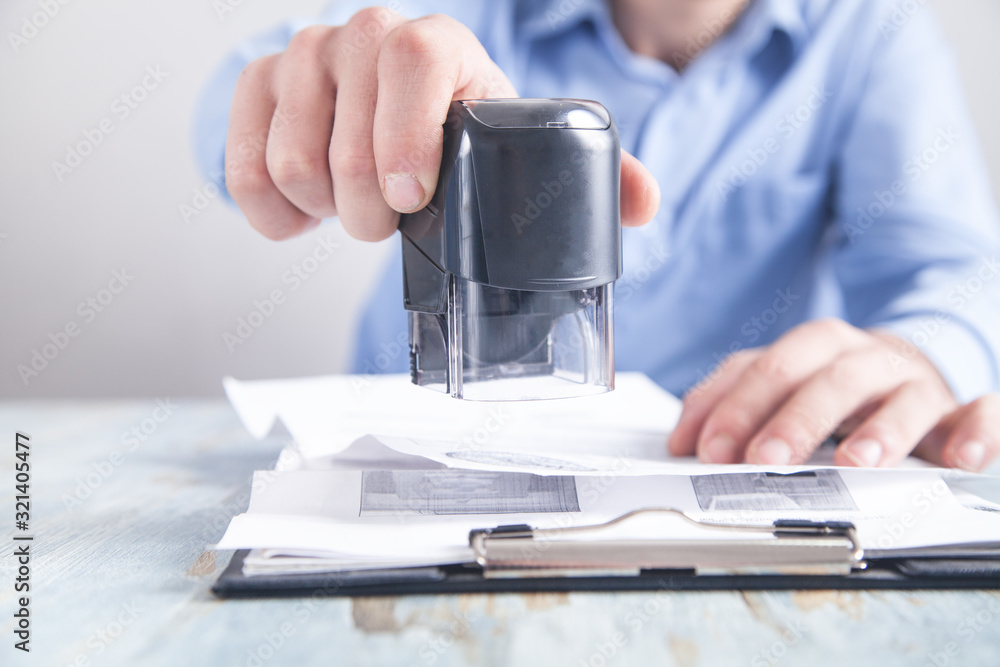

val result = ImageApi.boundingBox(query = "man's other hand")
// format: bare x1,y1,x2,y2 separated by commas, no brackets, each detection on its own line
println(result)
668,318,999,471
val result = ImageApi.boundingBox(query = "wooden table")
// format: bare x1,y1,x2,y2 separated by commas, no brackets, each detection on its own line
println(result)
2,400,999,666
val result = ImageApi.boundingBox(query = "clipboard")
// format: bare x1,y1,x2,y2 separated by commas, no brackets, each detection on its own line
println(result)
212,508,1000,598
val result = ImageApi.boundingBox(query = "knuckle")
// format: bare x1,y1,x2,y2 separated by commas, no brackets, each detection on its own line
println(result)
267,151,329,188
973,394,1000,417
251,221,291,242
809,317,853,340
821,356,861,392
252,217,306,242
347,6,384,27
858,420,903,451
731,349,755,362
385,19,450,61
287,25,335,57
749,353,795,385
970,428,1000,457
908,377,952,407
777,401,827,443
422,13,462,31
238,58,265,83
705,405,757,438
329,145,378,185
238,54,277,87
225,163,271,200
345,6,397,40
682,385,709,407
339,214,396,243
227,128,268,163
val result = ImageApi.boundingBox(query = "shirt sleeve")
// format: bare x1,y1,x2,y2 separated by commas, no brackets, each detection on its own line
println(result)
830,2,1000,403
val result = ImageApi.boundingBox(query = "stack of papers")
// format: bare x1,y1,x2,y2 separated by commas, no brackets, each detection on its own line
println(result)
214,374,1000,576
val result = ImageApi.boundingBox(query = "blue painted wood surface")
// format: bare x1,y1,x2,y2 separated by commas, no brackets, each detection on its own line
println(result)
1,400,999,667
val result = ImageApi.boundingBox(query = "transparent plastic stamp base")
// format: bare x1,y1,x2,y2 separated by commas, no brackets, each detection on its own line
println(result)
408,277,614,401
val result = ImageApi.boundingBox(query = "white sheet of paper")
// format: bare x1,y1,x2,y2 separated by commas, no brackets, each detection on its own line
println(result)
223,372,684,462
370,434,863,476
223,372,890,476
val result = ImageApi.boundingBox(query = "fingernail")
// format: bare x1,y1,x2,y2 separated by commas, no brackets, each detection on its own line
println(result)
705,434,739,464
844,439,883,467
383,173,424,212
755,438,791,465
955,441,986,472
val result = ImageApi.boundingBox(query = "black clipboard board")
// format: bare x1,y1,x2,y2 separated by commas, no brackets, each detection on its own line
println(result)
213,511,1000,598
213,549,1000,598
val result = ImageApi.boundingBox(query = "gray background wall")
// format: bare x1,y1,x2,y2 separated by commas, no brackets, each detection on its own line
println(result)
1,0,998,398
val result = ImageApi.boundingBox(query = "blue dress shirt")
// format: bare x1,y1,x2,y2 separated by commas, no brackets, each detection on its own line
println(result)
194,0,1000,403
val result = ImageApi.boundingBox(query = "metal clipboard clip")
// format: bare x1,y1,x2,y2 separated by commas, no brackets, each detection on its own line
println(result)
469,508,866,579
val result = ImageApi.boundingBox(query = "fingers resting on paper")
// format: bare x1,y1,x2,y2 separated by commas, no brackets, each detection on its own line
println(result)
668,318,997,471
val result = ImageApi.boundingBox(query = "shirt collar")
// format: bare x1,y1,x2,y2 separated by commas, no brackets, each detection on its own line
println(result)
515,0,809,59
516,0,610,43
731,0,809,59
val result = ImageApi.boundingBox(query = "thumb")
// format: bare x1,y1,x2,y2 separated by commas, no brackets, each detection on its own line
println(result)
373,16,517,213
620,149,661,227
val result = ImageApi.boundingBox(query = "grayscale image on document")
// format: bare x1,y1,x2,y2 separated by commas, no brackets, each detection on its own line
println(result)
691,470,858,512
359,470,580,516
941,471,1000,513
